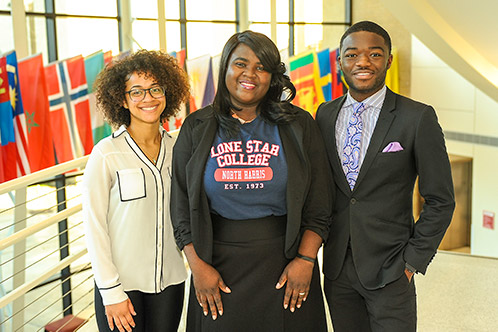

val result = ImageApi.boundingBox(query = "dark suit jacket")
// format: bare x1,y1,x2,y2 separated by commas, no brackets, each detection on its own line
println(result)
316,88,455,290
171,105,332,264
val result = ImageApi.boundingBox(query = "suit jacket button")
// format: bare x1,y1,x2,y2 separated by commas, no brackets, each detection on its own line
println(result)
351,198,357,204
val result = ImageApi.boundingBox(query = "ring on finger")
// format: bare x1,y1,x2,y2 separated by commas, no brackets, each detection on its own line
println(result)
298,292,305,296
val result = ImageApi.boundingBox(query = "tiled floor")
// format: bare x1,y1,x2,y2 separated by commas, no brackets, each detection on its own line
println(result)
416,250,498,332
3,188,496,331
78,250,498,332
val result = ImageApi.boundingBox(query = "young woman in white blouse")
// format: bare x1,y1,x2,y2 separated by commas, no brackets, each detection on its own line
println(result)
83,50,190,332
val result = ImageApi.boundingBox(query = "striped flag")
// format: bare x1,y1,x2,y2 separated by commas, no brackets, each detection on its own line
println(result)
0,55,17,182
316,49,332,103
18,53,56,172
45,55,94,163
104,50,113,65
85,51,111,144
186,54,215,113
330,48,347,99
170,48,186,68
164,49,188,131
290,51,319,116
1,51,33,181
6,51,31,177
386,48,399,93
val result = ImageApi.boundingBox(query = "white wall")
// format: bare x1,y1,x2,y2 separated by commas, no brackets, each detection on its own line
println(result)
411,36,498,258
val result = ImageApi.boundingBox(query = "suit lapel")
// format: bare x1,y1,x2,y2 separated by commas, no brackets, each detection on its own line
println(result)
354,89,397,190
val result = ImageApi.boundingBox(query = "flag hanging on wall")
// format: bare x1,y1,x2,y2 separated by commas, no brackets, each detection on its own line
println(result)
164,49,188,132
211,53,221,90
85,51,111,144
386,47,399,94
330,48,347,99
186,54,215,113
172,49,186,68
290,51,319,115
45,55,94,163
18,53,56,172
316,49,332,103
6,51,31,178
103,51,113,65
0,55,17,182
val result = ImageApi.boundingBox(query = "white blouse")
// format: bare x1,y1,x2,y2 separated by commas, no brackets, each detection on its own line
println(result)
82,125,187,306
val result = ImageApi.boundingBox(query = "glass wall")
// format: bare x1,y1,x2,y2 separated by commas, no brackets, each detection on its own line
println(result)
25,15,48,58
184,0,236,58
53,1,119,59
4,0,350,62
0,14,14,53
21,0,120,62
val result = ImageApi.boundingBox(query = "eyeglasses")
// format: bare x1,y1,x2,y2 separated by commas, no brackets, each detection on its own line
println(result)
125,86,165,102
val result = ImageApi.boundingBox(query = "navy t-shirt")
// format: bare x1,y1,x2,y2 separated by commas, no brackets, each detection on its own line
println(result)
204,116,288,220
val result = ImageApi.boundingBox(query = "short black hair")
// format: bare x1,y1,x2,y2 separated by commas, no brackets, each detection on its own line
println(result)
213,30,297,138
340,21,392,54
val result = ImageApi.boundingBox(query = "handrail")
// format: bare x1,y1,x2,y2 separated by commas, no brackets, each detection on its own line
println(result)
0,131,178,327
0,248,88,309
0,154,92,328
0,156,89,196
0,204,82,251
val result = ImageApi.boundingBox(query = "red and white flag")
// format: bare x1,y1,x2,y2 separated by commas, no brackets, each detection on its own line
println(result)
45,55,93,163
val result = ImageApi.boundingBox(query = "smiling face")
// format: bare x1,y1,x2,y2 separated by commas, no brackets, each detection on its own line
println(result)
225,43,272,112
123,72,166,127
339,31,393,101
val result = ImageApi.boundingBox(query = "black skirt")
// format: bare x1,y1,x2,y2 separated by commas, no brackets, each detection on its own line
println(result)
186,214,327,332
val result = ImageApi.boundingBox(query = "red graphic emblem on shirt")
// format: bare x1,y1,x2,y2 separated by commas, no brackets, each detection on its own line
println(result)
214,167,273,182
210,139,280,184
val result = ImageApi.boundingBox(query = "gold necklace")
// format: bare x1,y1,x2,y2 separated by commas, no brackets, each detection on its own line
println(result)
128,131,161,165
231,111,257,124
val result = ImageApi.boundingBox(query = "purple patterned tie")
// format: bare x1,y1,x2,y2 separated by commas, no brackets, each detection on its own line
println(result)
342,102,365,190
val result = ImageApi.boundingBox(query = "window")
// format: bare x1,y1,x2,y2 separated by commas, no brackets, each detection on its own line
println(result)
0,14,14,53
293,0,350,55
130,0,158,19
25,15,48,58
54,0,117,16
186,0,235,20
131,0,181,53
248,0,350,56
24,0,45,13
22,0,120,62
186,22,236,58
56,17,119,59
9,0,349,63
248,23,290,52
1,0,11,11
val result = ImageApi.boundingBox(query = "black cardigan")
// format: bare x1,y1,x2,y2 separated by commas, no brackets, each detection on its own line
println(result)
170,104,333,263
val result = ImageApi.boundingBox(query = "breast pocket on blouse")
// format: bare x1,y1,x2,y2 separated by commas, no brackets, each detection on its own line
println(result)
116,168,146,202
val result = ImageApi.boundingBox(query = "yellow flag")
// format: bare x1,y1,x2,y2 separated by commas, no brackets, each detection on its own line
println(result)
385,47,399,93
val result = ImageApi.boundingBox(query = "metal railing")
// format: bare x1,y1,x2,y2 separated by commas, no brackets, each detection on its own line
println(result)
0,156,94,331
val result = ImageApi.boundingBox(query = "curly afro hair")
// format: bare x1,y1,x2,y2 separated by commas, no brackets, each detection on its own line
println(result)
94,49,190,128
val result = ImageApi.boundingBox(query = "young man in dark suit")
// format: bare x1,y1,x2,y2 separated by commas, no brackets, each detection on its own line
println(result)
316,21,455,332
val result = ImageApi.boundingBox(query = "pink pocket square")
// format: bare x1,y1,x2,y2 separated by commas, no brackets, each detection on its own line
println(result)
382,142,404,153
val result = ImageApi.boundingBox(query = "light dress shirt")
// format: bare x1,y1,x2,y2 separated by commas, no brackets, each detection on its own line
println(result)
83,125,187,306
335,86,387,172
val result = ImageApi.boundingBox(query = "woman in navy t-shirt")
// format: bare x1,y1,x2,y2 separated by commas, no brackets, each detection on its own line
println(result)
171,31,333,331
